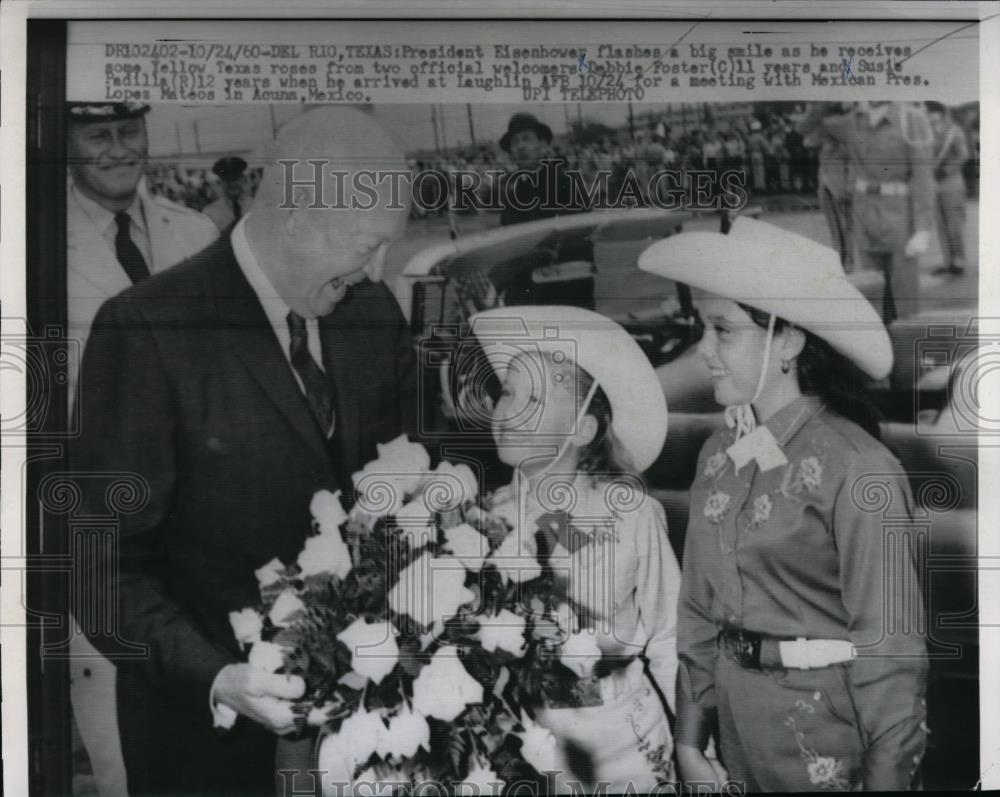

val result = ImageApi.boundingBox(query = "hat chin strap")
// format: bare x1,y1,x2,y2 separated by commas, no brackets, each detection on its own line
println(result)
517,379,600,522
725,313,776,441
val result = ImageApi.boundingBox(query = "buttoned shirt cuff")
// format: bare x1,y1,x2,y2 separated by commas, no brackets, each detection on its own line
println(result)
209,668,238,730
675,691,715,752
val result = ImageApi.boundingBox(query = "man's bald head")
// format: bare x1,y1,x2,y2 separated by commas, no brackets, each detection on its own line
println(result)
254,106,407,209
245,107,410,318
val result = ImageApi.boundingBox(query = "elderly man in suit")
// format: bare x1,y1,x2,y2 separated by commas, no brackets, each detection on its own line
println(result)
72,106,419,796
66,100,218,797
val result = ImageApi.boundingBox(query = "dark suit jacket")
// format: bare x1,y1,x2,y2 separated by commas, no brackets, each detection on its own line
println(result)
72,235,419,795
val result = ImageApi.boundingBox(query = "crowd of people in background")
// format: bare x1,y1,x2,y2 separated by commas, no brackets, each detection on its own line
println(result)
146,161,264,212
144,103,979,225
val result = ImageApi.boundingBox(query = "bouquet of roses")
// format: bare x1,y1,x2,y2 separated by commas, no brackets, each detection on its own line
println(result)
228,435,604,795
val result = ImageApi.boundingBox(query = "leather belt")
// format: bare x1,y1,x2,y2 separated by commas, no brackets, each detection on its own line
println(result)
854,178,909,196
719,629,856,671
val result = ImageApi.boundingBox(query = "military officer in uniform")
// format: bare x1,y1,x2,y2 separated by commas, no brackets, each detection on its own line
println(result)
804,104,854,272
66,100,217,797
68,101,218,401
799,101,935,324
925,102,970,276
203,155,249,233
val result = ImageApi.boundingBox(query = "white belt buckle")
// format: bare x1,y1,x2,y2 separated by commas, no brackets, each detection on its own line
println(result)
779,638,856,669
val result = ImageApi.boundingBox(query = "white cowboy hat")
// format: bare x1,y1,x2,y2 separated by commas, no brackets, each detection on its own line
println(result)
468,306,668,472
637,217,893,380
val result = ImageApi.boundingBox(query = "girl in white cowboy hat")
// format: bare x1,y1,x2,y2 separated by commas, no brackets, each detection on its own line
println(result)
469,305,680,793
639,217,928,792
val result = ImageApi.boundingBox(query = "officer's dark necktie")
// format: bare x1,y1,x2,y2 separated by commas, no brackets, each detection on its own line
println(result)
232,198,242,220
287,310,335,437
114,212,150,284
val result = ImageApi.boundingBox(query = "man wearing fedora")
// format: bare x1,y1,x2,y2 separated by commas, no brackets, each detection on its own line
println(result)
204,155,250,233
458,112,594,312
66,99,218,797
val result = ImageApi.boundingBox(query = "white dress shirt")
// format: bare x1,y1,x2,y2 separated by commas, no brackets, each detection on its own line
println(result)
69,181,152,267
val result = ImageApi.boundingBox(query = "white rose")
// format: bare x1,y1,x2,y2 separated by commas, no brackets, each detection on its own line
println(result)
411,646,484,721
487,531,541,585
517,712,559,775
298,528,352,579
311,490,349,534
388,555,475,629
457,763,504,796
560,631,602,678
338,708,386,770
394,499,436,550
336,619,400,685
353,436,431,514
376,706,431,759
228,608,263,648
477,610,527,657
351,463,407,519
443,523,489,573
423,461,479,510
248,641,286,673
254,557,286,588
269,589,306,628
375,435,431,486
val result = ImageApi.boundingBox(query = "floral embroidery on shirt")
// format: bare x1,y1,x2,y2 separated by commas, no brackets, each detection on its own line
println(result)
784,700,852,790
799,457,824,491
703,490,731,524
779,454,826,500
748,494,773,529
703,452,729,481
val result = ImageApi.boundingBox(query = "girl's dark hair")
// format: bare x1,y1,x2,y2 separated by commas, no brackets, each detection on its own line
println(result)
738,303,884,441
547,353,636,481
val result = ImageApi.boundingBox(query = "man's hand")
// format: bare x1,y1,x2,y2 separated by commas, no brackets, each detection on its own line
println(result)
213,663,306,735
677,742,729,793
905,229,931,258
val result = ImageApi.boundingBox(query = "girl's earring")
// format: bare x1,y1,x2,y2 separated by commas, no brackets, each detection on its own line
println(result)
781,359,791,374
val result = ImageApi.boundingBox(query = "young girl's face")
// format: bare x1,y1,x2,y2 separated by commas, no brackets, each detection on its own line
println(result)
696,296,779,407
491,352,582,471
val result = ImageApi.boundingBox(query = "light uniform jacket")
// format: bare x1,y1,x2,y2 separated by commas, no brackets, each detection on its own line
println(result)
798,104,935,251
67,178,218,404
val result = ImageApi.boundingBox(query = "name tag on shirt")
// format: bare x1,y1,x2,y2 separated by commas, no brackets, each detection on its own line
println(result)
726,425,789,473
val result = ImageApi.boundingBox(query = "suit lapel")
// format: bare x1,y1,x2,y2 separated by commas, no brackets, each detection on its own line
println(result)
209,240,331,469
142,192,176,273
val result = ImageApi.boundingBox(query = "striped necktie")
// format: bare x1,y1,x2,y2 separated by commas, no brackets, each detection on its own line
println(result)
286,310,335,437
